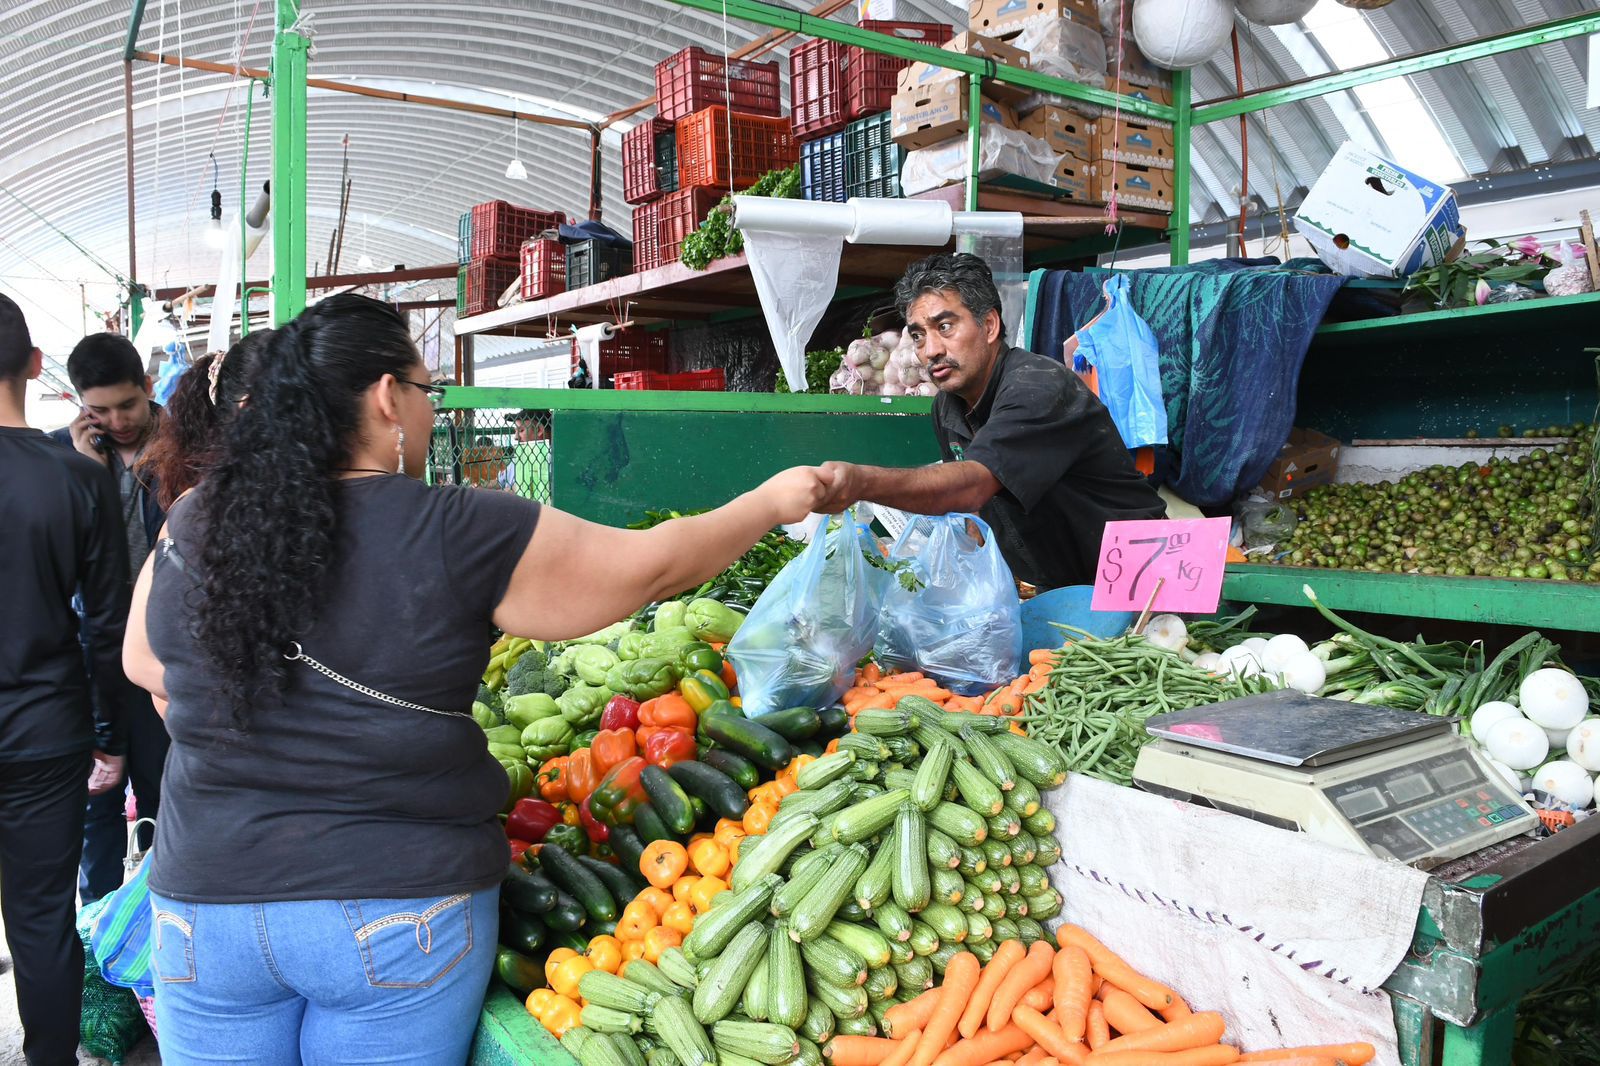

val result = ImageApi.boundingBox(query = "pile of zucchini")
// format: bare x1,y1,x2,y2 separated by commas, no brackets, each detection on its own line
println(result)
558,696,1070,1066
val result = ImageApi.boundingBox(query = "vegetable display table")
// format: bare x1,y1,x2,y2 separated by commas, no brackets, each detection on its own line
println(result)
469,985,577,1066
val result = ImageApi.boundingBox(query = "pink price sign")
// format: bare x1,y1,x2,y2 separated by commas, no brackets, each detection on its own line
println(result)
1090,517,1231,615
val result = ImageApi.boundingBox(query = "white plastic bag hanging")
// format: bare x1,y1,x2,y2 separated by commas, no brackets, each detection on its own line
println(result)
955,213,1026,348
735,196,853,392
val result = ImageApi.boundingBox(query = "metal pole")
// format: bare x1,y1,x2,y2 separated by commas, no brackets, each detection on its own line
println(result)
965,76,981,213
589,127,602,221
270,0,308,325
239,80,256,335
1169,68,1192,266
123,59,139,334
123,0,148,60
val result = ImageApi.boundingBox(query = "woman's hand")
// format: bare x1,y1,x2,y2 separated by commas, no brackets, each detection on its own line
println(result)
755,466,833,526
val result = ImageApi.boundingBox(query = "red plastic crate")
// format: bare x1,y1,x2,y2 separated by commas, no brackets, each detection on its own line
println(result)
461,256,520,317
676,106,798,191
655,47,783,123
623,118,675,205
656,187,723,266
613,368,726,391
843,20,954,120
572,331,672,386
469,201,564,260
632,201,663,273
519,238,566,301
791,38,847,139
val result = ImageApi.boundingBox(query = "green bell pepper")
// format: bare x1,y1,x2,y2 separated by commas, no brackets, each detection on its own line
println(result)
502,762,535,814
568,645,620,687
679,642,724,675
570,729,600,752
504,693,560,731
555,684,613,729
685,598,744,643
471,702,502,730
617,627,695,661
603,657,680,701
679,670,732,714
652,600,688,633
588,756,650,826
543,823,589,857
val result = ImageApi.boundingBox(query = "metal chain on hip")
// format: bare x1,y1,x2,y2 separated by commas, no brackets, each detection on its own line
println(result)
284,641,468,719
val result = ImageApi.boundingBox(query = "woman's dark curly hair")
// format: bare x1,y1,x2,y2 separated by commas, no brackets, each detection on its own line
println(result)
139,330,273,510
195,294,418,722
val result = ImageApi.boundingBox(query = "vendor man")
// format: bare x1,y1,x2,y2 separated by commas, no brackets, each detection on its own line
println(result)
816,253,1165,590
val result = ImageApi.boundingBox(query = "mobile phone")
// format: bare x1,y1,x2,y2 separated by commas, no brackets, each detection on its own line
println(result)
80,406,109,452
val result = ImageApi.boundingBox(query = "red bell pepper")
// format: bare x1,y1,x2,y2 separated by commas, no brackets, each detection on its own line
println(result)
643,727,697,769
504,798,562,843
508,839,533,864
589,756,649,826
600,695,642,732
578,796,610,843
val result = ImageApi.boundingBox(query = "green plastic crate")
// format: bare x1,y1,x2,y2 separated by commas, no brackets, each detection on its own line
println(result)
457,212,472,265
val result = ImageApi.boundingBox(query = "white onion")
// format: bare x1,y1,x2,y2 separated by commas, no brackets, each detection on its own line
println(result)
1483,716,1551,771
1519,668,1589,730
1532,759,1595,809
1192,651,1222,672
1218,645,1263,679
1279,652,1326,694
874,330,901,350
1543,725,1573,750
1566,718,1600,772
1469,701,1522,741
913,382,937,397
1144,615,1189,653
1261,633,1310,672
1486,758,1523,792
869,348,890,371
1242,637,1269,655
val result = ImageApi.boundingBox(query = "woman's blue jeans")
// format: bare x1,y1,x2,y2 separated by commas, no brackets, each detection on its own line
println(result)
149,887,498,1065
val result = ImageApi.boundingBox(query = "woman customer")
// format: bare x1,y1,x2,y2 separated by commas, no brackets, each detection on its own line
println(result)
122,293,829,1065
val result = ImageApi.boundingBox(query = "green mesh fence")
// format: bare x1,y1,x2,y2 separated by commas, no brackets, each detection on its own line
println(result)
429,406,554,504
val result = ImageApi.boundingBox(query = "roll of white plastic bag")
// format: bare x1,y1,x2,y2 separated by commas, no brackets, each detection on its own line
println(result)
735,196,854,392
846,198,953,246
573,323,619,388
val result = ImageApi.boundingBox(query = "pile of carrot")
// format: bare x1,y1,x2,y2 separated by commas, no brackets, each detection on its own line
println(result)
820,925,1374,1066
841,649,1060,720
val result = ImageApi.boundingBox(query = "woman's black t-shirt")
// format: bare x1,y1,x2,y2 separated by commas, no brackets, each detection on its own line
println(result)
146,475,539,903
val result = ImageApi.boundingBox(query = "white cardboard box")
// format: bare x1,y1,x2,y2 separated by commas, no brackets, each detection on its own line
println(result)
1293,141,1465,278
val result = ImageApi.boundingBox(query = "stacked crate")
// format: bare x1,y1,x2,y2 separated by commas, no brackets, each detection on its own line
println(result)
457,200,564,317
519,237,566,301
571,331,672,388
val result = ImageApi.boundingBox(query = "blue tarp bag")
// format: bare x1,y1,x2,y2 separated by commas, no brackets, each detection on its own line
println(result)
875,514,1023,695
1069,273,1168,449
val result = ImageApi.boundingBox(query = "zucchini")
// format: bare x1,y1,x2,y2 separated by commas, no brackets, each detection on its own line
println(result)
1002,894,1028,920
795,750,855,791
961,727,1017,792
579,854,647,905
545,890,587,932
741,952,770,1021
824,922,891,969
883,736,921,764
949,758,1004,816
927,943,962,975
969,867,1002,895
1025,888,1063,920
609,826,647,881
932,867,965,907
871,899,914,943
790,845,869,941
853,824,897,910
959,886,985,915
852,707,917,737
837,733,889,761
731,814,818,892
806,974,868,1020
1017,863,1048,895
907,921,940,957
1005,777,1041,817
1023,807,1057,836
501,910,546,955
575,1030,630,1066
836,899,870,924
641,765,697,834
981,839,1013,870
832,789,910,844
766,921,807,1028
799,996,835,1044
996,864,1022,896
956,846,987,878
711,1020,800,1065
683,874,780,960
934,706,1007,734
816,705,849,736
775,780,854,821
581,970,660,1014
620,959,681,1000
964,910,993,945
648,992,716,1066
715,1053,765,1066
969,938,997,964
894,695,944,723
928,802,987,846
993,731,1067,788
667,761,749,821
692,922,769,1024
1034,833,1063,866
614,1033,647,1066
1015,917,1048,944
645,1049,681,1066
800,936,867,987
920,901,967,944
990,918,1020,944
751,706,821,742
892,806,931,913
632,803,672,845
657,947,699,990
795,1036,825,1066
892,955,933,995
833,1013,878,1038
864,967,898,1003
848,759,883,782
979,891,1006,921
581,1003,642,1035
699,749,760,792
881,768,918,794
1008,831,1037,867
925,828,961,870
698,710,795,770
561,1026,596,1063
502,864,558,914
773,845,840,918
888,938,914,966
986,810,1021,840
911,739,955,812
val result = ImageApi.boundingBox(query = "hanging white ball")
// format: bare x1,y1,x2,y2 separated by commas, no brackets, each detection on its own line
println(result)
1236,0,1318,25
1132,0,1235,70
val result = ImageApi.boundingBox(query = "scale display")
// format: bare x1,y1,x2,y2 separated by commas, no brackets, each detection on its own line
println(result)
1134,695,1538,866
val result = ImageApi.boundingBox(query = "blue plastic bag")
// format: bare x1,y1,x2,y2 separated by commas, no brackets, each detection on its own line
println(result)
875,514,1023,695
1069,273,1167,448
727,511,889,718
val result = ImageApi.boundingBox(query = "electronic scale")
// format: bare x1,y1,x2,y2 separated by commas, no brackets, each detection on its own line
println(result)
1131,691,1539,867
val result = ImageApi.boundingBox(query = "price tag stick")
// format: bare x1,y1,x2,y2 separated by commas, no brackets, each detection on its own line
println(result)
1132,577,1166,636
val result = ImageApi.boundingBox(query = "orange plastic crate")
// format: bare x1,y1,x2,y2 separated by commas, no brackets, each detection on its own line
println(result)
613,368,725,391
571,331,670,387
676,106,797,191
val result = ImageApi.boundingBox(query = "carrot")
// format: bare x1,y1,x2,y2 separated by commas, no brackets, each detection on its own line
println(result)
959,941,1026,1038
1017,1050,1050,1066
885,989,942,1039
1053,944,1093,1041
1100,989,1162,1036
862,662,883,684
988,941,1057,1032
1021,979,1054,1012
1087,1002,1110,1051
1014,1005,1090,1065
1239,1045,1373,1065
1085,1047,1240,1066
1029,649,1057,666
1056,926,1175,1011
1160,997,1192,1023
828,1036,902,1065
862,692,899,711
911,952,981,1066
933,1024,1034,1066
1233,1059,1339,1066
1096,1013,1226,1055
883,1032,923,1066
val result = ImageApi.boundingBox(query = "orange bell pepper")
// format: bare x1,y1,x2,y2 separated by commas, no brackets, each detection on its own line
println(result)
565,748,598,804
591,727,638,777
536,756,569,803
638,693,697,731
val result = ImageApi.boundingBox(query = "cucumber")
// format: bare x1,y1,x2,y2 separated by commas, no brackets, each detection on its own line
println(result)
667,761,749,820
908,921,940,957
545,890,588,932
993,731,1068,788
789,845,869,942
548,926,591,953
799,996,835,1044
751,706,821,742
931,867,965,907
853,823,897,909
648,992,716,1066
766,921,807,1028
863,967,898,1003
683,874,780,960
800,935,867,987
928,802,987,846
1005,777,1041,817
911,739,955,811
502,864,558,914
872,899,914,942
610,826,647,881
949,758,1004,816
981,839,1013,870
806,974,868,1020
816,705,849,736
698,710,795,770
579,854,647,904
832,789,910,844
699,749,760,792
893,955,933,995
740,953,770,1021
961,726,1018,792
925,828,961,870
1023,807,1057,836
632,802,673,844
795,751,855,791
692,923,769,1024
731,814,819,892
824,922,891,969
772,845,838,919
641,766,697,834
501,910,546,955
892,806,931,913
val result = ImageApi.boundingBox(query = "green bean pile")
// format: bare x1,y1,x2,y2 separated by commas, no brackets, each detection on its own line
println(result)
1018,633,1272,786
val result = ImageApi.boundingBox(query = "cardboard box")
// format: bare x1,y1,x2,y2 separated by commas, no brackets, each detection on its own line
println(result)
897,32,1032,105
1259,428,1342,500
1090,117,1175,169
1293,140,1465,278
1018,105,1093,161
1052,157,1100,202
970,0,1099,35
1097,162,1173,213
1108,38,1171,89
891,82,1018,150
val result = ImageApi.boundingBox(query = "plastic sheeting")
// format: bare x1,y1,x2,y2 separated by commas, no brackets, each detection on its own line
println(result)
899,127,1062,197
735,197,854,392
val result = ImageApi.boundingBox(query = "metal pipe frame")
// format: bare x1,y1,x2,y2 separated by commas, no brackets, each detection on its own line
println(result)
271,0,309,325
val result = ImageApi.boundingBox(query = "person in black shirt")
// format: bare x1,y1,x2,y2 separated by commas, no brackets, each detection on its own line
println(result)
0,293,132,1066
816,253,1166,590
120,294,831,1063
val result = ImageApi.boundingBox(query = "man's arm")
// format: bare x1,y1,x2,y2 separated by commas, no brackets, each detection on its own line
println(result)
78,464,132,786
816,459,1001,517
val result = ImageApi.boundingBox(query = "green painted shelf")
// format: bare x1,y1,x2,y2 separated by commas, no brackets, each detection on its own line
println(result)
470,986,576,1066
1312,290,1600,350
1222,564,1600,633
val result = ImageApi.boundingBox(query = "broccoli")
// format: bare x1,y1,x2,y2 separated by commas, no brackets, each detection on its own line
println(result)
504,648,555,699
475,684,505,716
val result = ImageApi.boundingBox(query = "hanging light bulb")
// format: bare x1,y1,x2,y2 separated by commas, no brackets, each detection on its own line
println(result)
205,154,226,248
505,100,527,180
355,214,375,272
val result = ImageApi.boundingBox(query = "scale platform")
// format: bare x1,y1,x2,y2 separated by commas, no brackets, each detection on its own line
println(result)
1133,691,1539,867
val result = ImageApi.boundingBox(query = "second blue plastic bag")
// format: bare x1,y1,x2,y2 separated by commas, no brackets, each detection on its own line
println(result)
875,513,1023,695
727,511,890,718
1070,273,1168,449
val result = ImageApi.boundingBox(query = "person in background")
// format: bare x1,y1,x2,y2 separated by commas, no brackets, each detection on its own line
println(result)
815,253,1166,590
48,333,169,903
498,408,553,502
120,294,829,1064
0,294,132,1066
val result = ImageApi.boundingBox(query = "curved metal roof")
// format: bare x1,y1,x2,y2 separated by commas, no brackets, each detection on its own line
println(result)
2,0,1596,351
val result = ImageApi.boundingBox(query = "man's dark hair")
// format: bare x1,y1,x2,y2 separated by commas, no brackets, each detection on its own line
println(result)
0,292,34,380
894,252,1007,345
67,333,146,393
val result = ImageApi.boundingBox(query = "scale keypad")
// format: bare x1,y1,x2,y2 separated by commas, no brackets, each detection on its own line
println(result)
1321,751,1527,861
